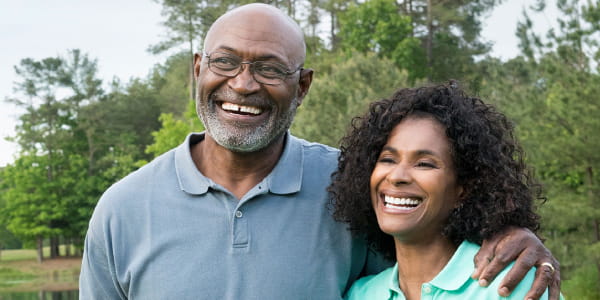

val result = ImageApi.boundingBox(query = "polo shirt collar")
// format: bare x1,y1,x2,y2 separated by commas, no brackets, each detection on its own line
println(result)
387,263,403,295
429,240,477,291
265,132,303,195
175,133,211,195
386,241,476,296
175,132,303,196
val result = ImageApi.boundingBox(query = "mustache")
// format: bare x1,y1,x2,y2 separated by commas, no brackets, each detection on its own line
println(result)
210,88,273,109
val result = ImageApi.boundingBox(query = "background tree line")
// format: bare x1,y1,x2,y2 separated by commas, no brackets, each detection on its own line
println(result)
0,0,598,298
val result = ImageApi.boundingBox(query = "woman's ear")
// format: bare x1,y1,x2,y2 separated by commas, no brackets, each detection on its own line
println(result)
454,186,465,208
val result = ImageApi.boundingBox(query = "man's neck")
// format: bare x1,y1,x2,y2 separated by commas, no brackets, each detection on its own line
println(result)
191,134,286,200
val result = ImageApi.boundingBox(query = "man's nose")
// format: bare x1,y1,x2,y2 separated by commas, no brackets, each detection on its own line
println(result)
227,63,261,94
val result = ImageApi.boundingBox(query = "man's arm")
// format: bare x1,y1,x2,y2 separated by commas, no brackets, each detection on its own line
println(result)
471,227,560,300
79,220,127,299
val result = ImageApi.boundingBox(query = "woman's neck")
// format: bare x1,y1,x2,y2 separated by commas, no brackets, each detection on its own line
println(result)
394,235,457,300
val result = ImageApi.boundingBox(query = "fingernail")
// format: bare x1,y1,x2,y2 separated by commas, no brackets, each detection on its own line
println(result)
478,279,488,287
498,286,509,297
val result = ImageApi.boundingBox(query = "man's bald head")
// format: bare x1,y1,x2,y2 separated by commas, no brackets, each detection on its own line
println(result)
204,3,306,66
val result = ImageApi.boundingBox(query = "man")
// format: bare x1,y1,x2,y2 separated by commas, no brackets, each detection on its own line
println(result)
80,3,559,299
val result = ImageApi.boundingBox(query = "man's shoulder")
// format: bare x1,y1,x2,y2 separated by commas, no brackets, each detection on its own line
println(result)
290,134,339,157
98,148,177,207
289,135,340,174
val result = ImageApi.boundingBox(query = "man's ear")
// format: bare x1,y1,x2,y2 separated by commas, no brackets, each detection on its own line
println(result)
193,53,202,79
295,68,313,107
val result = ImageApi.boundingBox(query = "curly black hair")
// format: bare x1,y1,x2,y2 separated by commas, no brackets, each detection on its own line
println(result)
329,81,542,261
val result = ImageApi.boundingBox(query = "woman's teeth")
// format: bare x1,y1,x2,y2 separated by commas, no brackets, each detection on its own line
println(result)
221,102,262,115
384,195,422,210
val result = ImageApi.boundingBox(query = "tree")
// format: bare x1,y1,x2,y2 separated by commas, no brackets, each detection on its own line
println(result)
337,0,499,83
150,0,233,100
476,1,600,296
145,100,204,158
5,50,103,260
292,51,410,147
338,0,425,81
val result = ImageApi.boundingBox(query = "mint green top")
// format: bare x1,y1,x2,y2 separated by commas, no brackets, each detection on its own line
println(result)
345,241,555,300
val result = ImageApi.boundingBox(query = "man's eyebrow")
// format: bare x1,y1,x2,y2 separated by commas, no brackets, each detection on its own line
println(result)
211,45,285,62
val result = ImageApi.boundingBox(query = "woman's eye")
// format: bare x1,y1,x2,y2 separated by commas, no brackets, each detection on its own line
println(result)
377,157,395,164
416,161,437,168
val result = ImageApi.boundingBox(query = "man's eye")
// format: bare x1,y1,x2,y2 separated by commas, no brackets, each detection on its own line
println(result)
212,57,238,69
255,63,286,77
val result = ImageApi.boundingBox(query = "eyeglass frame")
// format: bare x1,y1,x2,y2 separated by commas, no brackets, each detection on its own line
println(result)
203,51,303,86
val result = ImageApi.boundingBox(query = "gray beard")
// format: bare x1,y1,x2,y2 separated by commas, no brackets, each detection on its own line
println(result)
198,97,299,153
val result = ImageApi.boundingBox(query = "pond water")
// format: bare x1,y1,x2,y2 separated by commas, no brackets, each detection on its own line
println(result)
0,290,78,300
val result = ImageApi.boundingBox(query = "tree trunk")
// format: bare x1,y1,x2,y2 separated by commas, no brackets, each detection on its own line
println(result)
50,236,59,258
587,166,598,241
585,165,600,291
330,9,337,50
65,238,71,257
188,17,196,102
37,236,44,263
426,0,433,82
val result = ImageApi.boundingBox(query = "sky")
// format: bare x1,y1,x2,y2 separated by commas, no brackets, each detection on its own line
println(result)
0,0,558,167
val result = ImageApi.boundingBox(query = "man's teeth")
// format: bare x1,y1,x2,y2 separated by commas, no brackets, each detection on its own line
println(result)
384,195,422,209
221,102,262,115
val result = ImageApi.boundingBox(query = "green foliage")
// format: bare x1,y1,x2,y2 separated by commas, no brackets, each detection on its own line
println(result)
2,50,164,254
338,0,426,81
149,0,229,55
149,52,192,115
292,52,410,147
562,263,600,299
337,0,497,83
2,155,63,241
146,100,204,159
477,2,600,296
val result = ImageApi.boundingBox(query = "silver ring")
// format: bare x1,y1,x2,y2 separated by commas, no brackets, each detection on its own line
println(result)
541,262,555,275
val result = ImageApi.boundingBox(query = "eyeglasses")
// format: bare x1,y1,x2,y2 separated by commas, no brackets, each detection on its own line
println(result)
204,52,302,85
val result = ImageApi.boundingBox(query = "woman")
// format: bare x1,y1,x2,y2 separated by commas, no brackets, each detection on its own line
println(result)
330,82,554,299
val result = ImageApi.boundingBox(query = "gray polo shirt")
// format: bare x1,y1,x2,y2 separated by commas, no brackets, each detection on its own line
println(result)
80,133,382,299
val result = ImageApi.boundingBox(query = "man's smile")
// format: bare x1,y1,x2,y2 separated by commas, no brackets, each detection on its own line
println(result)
220,101,264,115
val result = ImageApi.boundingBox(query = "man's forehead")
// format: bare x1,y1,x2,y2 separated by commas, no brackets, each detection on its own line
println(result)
204,4,305,62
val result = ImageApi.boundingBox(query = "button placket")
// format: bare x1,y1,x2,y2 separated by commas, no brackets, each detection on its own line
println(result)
232,208,248,248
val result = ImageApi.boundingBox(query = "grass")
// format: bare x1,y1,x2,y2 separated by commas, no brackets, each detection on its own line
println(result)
0,246,80,292
0,249,38,262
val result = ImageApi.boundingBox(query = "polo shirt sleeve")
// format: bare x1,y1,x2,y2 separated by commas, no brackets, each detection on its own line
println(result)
79,195,128,299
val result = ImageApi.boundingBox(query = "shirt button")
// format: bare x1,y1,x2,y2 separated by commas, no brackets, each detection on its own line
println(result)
423,285,432,294
235,210,243,218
